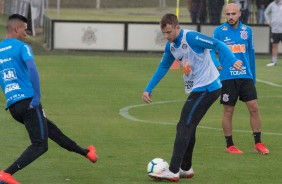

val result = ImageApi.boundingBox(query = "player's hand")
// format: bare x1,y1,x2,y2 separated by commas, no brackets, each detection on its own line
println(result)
142,92,152,104
233,60,242,71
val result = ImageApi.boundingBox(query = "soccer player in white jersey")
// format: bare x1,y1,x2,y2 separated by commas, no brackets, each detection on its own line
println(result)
212,3,269,155
142,13,242,182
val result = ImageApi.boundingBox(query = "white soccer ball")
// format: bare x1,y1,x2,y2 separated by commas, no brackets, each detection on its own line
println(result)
147,158,169,174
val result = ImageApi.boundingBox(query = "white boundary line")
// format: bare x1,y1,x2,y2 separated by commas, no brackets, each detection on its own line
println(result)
119,99,282,136
257,79,282,87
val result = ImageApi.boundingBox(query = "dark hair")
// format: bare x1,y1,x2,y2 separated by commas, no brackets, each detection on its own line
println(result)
8,14,28,23
160,13,179,29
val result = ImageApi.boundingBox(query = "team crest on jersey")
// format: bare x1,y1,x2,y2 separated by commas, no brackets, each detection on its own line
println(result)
240,31,248,40
222,94,229,102
170,46,175,52
182,44,188,50
221,26,228,31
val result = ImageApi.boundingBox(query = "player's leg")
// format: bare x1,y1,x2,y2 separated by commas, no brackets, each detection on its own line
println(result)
240,79,269,154
267,33,279,66
170,89,220,173
0,99,48,184
221,80,242,154
149,89,220,181
179,131,195,179
46,118,98,162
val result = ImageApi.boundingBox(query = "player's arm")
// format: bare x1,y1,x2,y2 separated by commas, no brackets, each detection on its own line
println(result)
21,45,41,108
210,50,222,70
248,28,256,83
142,44,175,104
186,31,242,71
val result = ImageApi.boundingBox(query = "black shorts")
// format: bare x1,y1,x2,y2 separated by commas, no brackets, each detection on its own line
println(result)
271,33,282,44
220,79,257,106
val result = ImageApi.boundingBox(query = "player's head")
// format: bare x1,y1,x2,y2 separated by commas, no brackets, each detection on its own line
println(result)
225,3,241,27
7,14,28,40
160,13,181,43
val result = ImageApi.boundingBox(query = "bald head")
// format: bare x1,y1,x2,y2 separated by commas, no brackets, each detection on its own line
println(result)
224,3,241,28
225,3,240,13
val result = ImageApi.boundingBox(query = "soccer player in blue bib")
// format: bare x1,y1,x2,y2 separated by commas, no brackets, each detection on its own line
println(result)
0,14,98,184
212,3,269,155
142,13,242,182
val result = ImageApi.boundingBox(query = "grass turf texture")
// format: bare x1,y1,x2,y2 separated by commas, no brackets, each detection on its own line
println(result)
0,54,281,184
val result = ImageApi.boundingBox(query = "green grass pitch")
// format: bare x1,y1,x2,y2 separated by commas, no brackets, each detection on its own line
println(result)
0,54,281,184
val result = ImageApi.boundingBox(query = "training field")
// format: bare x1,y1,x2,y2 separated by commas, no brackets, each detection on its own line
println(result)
0,53,281,184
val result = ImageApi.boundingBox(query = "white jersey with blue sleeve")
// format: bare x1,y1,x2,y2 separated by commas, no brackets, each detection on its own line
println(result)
144,29,239,94
0,38,34,108
213,22,256,82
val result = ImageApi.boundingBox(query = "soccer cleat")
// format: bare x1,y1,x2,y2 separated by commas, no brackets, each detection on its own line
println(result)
266,62,277,67
226,145,243,154
86,145,98,163
0,171,20,184
179,167,194,178
149,168,179,182
254,143,269,154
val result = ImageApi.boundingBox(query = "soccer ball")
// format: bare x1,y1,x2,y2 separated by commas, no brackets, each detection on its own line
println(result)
147,158,169,174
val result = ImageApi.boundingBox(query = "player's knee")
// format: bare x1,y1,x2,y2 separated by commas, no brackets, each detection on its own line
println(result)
33,141,49,154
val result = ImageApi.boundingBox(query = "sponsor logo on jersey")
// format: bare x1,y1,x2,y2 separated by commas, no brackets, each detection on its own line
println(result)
221,26,228,31
1,68,17,81
229,66,247,76
6,93,25,103
241,25,247,30
0,46,12,52
5,83,20,94
0,58,11,64
224,37,231,42
240,30,248,40
228,44,246,53
195,36,213,45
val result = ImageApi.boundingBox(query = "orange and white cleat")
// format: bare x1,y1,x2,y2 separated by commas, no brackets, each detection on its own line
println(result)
149,168,179,182
179,167,194,178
